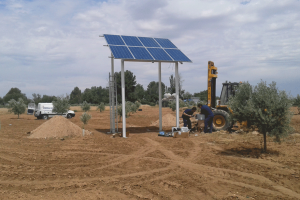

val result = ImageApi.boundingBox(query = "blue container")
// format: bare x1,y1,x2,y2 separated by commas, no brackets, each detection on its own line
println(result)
159,131,165,136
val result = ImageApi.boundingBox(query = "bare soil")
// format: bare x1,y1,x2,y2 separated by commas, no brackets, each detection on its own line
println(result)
0,106,300,199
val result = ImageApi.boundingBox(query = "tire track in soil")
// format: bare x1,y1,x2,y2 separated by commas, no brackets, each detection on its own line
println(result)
0,138,166,186
141,137,300,199
1,135,299,199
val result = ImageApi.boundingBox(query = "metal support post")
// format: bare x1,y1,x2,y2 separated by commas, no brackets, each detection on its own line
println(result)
175,62,179,127
111,53,115,133
121,60,126,138
158,62,162,131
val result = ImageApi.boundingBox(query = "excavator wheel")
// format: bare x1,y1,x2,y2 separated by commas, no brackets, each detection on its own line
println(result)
212,109,231,131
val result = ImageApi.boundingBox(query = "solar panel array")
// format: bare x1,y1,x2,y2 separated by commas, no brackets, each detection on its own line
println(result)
104,34,192,62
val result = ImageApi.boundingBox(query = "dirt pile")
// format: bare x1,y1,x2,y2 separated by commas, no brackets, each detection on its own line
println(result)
150,114,176,127
291,107,299,115
29,116,85,139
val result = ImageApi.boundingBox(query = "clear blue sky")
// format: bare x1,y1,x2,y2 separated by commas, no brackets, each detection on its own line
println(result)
0,0,299,99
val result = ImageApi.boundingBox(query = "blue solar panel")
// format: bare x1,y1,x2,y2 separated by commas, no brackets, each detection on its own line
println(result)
104,35,125,45
147,48,173,61
122,36,143,46
155,38,177,48
104,34,191,62
109,46,133,59
165,49,191,62
138,37,160,47
129,47,153,60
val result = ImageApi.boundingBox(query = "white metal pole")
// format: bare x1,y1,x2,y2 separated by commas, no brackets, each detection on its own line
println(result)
158,62,162,131
111,53,115,133
121,60,126,138
175,62,179,127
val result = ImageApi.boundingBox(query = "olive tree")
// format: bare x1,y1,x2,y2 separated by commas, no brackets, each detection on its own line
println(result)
117,101,139,119
7,98,26,119
293,94,300,114
97,102,105,112
80,112,91,129
52,96,70,114
81,101,90,112
228,81,293,152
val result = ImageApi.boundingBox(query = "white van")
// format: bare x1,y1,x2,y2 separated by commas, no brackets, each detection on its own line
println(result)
34,103,75,120
27,103,36,115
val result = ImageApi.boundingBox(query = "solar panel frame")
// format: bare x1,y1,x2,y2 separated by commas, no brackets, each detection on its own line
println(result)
104,34,192,63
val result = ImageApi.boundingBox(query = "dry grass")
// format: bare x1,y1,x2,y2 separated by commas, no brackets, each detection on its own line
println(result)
0,108,8,115
70,106,110,112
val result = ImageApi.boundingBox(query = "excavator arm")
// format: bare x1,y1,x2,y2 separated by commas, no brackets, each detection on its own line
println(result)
207,61,218,108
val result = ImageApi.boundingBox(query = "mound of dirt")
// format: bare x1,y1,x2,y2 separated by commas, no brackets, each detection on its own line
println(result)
290,107,299,115
28,116,86,139
150,113,177,127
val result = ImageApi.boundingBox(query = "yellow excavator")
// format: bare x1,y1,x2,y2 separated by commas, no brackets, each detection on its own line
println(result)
207,61,239,131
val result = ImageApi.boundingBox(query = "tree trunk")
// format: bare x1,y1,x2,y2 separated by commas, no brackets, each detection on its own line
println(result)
262,124,267,152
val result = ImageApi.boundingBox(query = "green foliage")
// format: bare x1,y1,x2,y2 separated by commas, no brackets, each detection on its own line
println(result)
227,82,253,123
70,87,82,104
293,94,300,107
81,101,90,112
168,74,176,94
52,96,70,114
97,102,105,112
169,99,186,111
129,102,137,113
134,84,145,102
228,81,293,144
80,112,91,129
0,97,4,106
194,90,208,102
135,101,141,110
144,81,166,104
167,74,185,98
169,101,176,111
182,92,192,100
4,88,27,104
179,99,185,108
115,70,137,102
32,93,57,104
7,98,26,118
117,101,140,119
82,86,109,104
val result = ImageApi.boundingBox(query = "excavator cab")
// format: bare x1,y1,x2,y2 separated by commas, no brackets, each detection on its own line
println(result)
217,82,239,108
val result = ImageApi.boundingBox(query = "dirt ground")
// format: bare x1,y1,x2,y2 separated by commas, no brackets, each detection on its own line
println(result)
0,106,300,200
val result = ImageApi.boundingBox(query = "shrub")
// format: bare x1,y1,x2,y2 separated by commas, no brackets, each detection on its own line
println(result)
7,98,26,119
293,94,300,108
228,81,293,151
97,102,105,112
52,96,70,114
169,99,187,111
117,101,140,119
169,101,176,111
135,101,141,111
80,112,91,129
81,101,90,112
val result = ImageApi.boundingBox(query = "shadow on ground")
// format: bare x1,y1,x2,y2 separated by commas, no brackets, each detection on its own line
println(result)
218,147,280,158
95,126,173,134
